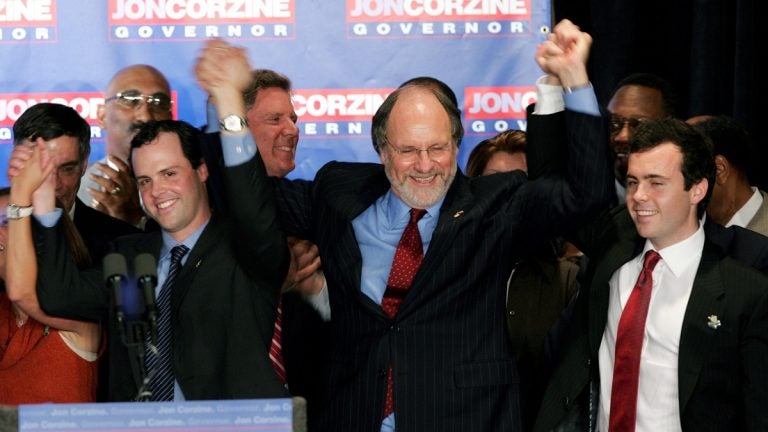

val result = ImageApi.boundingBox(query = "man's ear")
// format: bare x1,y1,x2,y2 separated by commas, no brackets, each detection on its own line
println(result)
714,154,729,185
196,161,209,183
97,103,107,129
690,178,709,205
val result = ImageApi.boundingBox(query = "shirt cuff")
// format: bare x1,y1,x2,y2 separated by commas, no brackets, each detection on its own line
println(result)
563,84,600,116
221,133,258,167
205,100,220,133
533,75,565,115
302,275,331,322
34,208,63,227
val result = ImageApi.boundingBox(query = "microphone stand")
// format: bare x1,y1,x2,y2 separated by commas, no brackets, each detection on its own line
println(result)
133,253,160,401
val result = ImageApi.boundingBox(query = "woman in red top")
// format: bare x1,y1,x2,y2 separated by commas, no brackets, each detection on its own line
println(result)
1,142,101,404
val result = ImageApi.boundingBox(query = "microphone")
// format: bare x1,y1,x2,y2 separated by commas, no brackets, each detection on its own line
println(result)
103,253,128,336
135,253,158,345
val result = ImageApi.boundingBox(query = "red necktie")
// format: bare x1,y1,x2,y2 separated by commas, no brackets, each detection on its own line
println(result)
609,250,661,431
382,208,427,418
269,298,287,386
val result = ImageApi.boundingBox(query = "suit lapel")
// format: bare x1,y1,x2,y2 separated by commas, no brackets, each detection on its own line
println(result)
171,218,222,310
677,241,725,413
399,171,475,317
332,167,391,311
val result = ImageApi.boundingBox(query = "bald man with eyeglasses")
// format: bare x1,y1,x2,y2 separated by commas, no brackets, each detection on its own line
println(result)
77,64,173,229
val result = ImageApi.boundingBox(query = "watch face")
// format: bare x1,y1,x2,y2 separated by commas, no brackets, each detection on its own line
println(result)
223,115,245,132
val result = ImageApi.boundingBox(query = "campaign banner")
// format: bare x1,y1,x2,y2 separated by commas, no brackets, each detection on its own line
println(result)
0,0,57,43
0,0,551,185
18,399,293,431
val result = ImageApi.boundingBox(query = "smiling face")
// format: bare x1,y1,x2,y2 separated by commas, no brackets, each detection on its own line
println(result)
380,87,457,209
132,131,210,242
246,87,299,178
626,142,706,250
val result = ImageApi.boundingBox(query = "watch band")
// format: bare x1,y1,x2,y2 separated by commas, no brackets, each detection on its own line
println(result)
7,203,34,220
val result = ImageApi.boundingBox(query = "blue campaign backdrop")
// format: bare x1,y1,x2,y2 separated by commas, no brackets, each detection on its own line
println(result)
0,1,551,186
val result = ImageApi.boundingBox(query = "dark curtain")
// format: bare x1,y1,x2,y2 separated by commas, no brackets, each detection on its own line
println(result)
554,0,764,187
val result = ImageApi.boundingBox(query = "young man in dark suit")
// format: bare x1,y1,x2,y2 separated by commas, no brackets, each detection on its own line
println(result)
10,115,290,401
196,19,613,431
534,119,768,431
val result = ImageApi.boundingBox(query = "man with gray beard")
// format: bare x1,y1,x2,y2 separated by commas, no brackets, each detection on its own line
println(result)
195,19,612,432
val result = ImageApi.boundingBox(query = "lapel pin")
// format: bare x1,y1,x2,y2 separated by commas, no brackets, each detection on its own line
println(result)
453,210,464,218
707,315,721,330
195,260,202,268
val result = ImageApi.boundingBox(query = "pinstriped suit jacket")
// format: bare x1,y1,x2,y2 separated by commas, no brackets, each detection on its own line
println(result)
272,111,613,432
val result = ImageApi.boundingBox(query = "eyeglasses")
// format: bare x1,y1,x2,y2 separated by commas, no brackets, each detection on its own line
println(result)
105,90,173,113
609,116,649,135
386,142,453,162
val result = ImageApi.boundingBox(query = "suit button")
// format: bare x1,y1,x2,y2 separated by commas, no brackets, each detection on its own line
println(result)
586,359,591,368
378,369,387,378
563,396,571,408
508,310,516,317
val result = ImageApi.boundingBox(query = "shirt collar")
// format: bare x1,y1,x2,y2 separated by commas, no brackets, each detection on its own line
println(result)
726,187,763,228
160,218,210,260
643,222,705,278
383,189,444,226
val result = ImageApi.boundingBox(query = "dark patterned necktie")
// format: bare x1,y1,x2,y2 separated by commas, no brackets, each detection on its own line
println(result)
382,208,427,418
146,244,189,401
609,250,661,431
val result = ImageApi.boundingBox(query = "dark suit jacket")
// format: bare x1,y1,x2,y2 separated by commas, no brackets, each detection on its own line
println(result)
73,197,141,262
703,218,768,273
34,153,290,401
268,110,613,432
534,206,768,431
202,129,331,427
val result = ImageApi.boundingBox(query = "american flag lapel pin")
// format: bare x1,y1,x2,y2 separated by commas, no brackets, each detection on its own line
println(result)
453,210,464,218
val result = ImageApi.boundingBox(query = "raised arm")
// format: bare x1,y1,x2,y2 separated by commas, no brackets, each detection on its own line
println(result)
512,20,612,246
195,39,290,286
6,141,100,352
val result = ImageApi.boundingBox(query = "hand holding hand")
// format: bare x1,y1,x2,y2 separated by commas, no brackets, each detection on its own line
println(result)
283,236,325,296
195,39,252,107
9,138,56,213
87,155,144,225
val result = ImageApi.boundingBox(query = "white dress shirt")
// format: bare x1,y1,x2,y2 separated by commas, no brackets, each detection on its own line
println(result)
725,187,762,228
597,224,705,432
